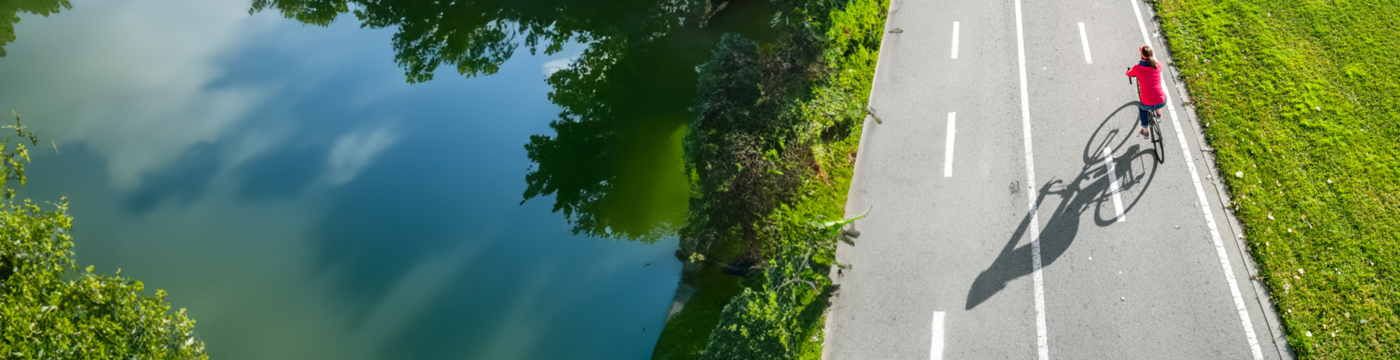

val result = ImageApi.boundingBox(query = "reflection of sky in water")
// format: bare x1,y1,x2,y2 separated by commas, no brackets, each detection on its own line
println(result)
0,0,680,359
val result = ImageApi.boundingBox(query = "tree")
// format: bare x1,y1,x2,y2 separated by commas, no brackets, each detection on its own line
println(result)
0,0,71,57
681,32,815,258
0,111,207,359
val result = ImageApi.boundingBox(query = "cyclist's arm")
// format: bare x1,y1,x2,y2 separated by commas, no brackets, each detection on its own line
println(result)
1125,66,1139,78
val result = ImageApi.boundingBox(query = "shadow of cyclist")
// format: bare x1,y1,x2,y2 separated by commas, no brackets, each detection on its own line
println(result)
966,102,1160,310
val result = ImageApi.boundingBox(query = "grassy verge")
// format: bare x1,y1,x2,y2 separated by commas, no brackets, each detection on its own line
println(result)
653,266,746,360
652,0,885,358
1152,0,1399,356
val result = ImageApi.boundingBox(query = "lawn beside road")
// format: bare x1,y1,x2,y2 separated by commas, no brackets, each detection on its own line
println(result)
1153,0,1399,357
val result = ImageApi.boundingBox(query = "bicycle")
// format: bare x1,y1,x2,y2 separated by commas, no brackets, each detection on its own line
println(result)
1129,68,1165,164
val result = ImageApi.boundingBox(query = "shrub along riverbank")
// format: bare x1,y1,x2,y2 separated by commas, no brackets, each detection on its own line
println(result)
653,0,886,358
1153,0,1398,357
0,114,207,359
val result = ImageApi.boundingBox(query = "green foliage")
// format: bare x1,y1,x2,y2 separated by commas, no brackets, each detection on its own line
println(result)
823,0,885,64
0,111,38,193
699,213,860,360
0,112,207,359
682,32,813,258
0,0,71,57
1154,0,1400,357
700,288,791,360
688,0,886,358
693,34,764,134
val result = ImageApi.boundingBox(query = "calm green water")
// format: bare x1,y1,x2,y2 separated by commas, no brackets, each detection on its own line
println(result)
0,0,770,358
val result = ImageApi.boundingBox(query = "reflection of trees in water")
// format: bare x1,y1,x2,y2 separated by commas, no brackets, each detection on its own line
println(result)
253,0,772,242
1,0,71,57
250,0,698,82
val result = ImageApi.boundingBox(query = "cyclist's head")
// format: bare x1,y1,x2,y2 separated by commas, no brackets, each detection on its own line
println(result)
1139,46,1158,69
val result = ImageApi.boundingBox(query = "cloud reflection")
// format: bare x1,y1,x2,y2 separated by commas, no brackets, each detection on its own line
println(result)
324,125,398,186
0,0,276,188
1,1,680,359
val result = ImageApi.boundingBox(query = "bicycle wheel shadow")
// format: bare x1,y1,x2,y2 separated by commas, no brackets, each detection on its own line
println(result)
966,102,1160,310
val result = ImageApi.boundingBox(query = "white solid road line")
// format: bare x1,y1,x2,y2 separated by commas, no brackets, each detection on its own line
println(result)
1101,148,1126,222
944,112,956,177
1078,22,1093,64
930,311,947,360
1013,0,1050,358
951,22,960,59
1129,0,1265,359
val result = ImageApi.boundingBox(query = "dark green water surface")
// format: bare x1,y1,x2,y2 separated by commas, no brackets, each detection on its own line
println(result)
0,0,771,358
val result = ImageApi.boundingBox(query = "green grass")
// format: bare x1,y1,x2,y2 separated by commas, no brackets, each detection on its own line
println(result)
652,266,746,360
1152,0,1400,357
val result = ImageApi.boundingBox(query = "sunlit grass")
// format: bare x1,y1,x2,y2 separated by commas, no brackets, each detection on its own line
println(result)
1153,0,1400,356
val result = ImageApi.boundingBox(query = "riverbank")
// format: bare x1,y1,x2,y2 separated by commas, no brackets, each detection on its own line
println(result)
1153,0,1399,357
652,0,887,358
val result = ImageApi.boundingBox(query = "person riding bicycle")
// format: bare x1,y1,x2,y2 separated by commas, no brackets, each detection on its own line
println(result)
1126,45,1165,139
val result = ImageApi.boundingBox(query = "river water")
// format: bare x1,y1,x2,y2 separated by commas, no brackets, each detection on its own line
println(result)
0,0,770,358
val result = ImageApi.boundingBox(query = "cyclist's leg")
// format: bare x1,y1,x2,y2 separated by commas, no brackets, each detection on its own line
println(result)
1135,102,1152,128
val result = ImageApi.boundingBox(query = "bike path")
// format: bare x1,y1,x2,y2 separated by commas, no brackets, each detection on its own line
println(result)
825,0,1290,358
824,0,1035,358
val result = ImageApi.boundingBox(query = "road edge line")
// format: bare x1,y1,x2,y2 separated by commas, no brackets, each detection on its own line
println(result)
1130,0,1264,358
1139,3,1295,359
825,0,900,358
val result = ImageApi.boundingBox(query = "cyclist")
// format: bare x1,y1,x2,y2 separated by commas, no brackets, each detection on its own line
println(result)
1125,45,1165,139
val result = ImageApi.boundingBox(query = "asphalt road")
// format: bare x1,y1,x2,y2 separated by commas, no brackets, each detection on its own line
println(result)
825,0,1292,359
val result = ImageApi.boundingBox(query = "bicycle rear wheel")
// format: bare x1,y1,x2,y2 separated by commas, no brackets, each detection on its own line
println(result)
1150,116,1165,163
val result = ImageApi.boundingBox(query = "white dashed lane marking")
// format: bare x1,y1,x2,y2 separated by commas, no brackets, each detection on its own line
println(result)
930,311,946,360
951,21,960,59
1102,147,1125,222
1078,22,1093,64
944,112,956,177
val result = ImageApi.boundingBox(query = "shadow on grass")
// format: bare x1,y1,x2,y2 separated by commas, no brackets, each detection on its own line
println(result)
652,266,746,360
793,283,836,359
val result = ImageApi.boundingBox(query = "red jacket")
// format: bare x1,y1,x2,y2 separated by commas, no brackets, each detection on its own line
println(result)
1126,60,1165,106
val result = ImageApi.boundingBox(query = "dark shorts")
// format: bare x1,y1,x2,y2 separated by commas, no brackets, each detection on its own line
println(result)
1137,102,1165,128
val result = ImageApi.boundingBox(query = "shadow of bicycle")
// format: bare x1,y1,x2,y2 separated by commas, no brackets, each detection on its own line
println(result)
966,102,1160,310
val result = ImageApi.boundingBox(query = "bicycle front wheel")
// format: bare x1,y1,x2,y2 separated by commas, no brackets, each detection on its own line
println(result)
1151,118,1165,163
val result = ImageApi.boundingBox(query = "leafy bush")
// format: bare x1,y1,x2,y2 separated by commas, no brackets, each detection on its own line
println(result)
700,213,858,360
683,33,811,259
700,288,792,360
662,1,887,358
0,113,207,359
